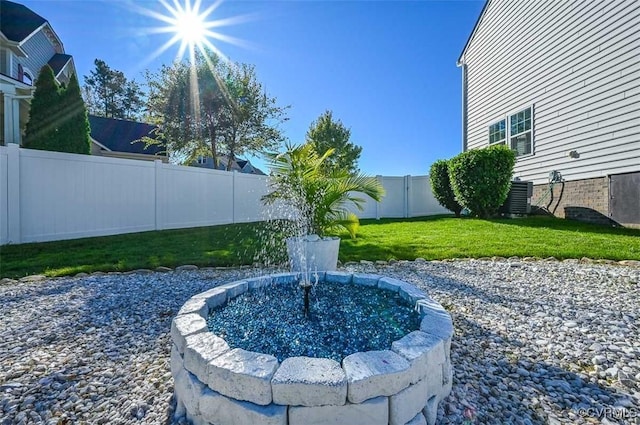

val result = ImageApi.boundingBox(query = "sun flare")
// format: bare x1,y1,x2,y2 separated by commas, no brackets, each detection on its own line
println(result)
132,0,251,65
173,7,207,45
164,0,215,61
130,0,254,134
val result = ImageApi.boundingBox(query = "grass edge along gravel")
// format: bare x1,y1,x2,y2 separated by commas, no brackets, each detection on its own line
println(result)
1,215,639,279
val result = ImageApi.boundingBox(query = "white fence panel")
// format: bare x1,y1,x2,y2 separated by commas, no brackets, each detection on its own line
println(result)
0,147,8,244
352,192,379,219
379,176,407,218
0,147,452,245
410,176,451,216
345,185,379,219
19,149,156,243
160,164,233,229
234,173,271,223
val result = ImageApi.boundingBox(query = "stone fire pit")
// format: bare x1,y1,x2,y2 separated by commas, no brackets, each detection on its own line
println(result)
170,272,454,425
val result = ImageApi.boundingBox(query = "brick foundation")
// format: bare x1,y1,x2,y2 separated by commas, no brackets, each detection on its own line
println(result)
532,176,614,226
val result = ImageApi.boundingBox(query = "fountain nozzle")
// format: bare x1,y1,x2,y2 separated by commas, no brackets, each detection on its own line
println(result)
300,281,312,318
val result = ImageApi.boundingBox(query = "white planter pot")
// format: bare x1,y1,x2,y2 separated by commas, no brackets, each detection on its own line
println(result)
286,235,340,273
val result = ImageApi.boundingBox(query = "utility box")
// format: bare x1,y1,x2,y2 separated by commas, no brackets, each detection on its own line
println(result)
500,181,533,215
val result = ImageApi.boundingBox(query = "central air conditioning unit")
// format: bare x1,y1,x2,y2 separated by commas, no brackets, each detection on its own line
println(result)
500,181,533,215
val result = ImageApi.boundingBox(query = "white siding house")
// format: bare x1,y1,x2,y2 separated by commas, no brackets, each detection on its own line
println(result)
0,0,76,146
458,0,640,226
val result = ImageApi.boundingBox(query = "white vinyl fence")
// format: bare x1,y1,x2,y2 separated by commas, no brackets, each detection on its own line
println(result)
0,145,449,245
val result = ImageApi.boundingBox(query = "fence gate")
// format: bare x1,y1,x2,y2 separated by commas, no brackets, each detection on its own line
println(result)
610,172,640,226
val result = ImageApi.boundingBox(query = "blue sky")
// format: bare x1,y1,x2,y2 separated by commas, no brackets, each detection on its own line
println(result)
22,0,484,176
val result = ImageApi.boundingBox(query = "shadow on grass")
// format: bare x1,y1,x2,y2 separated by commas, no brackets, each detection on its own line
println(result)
361,215,640,237
3,215,639,279
339,241,417,262
0,222,283,279
488,216,640,236
358,214,456,226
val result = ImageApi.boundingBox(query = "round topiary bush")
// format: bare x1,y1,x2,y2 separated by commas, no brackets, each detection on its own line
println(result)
448,145,516,218
429,159,462,217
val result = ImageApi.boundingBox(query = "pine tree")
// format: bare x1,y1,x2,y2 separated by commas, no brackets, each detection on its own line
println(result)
84,59,134,119
57,74,91,154
122,80,144,120
23,65,61,151
24,66,91,154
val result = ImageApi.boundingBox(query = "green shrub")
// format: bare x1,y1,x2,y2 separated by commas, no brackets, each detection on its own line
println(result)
24,66,90,154
57,74,91,154
448,145,516,218
429,159,462,217
23,65,60,151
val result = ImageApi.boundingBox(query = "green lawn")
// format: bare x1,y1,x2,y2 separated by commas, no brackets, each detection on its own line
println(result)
340,215,640,262
0,222,275,279
1,216,639,279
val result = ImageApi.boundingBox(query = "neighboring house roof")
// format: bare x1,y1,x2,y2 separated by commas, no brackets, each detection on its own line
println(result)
219,156,243,172
218,156,265,175
0,0,46,42
238,160,265,175
88,115,164,156
47,53,72,76
457,0,490,66
195,155,265,175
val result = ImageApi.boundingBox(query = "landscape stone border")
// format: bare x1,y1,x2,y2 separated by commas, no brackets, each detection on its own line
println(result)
170,272,454,425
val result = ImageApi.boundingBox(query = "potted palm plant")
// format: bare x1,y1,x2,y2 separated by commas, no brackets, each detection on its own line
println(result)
262,143,385,273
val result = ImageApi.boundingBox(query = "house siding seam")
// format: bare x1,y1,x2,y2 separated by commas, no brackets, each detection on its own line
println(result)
19,30,56,80
462,0,640,185
532,176,611,226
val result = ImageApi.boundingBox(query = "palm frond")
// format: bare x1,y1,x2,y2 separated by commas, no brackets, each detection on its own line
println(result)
262,143,385,237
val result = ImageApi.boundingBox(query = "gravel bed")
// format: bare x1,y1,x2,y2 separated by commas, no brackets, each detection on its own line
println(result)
1,259,639,425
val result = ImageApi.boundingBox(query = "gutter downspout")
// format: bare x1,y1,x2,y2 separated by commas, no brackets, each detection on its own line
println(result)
461,63,468,153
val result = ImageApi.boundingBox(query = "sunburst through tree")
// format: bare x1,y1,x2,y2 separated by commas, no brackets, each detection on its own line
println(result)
133,0,251,120
135,0,249,64
137,0,288,172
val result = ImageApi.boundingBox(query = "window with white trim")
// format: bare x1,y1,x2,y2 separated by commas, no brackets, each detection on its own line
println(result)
487,106,533,157
509,107,532,156
489,120,506,145
197,155,207,164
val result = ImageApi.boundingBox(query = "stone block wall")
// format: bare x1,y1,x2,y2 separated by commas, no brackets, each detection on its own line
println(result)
532,176,613,225
171,272,454,425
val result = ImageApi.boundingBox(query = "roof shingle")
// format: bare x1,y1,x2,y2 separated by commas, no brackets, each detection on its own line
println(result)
47,53,72,76
0,0,46,42
88,115,164,156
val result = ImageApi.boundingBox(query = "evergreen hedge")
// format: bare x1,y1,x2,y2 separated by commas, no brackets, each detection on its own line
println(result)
429,159,462,217
23,65,60,151
57,74,91,154
23,65,90,154
448,145,516,218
